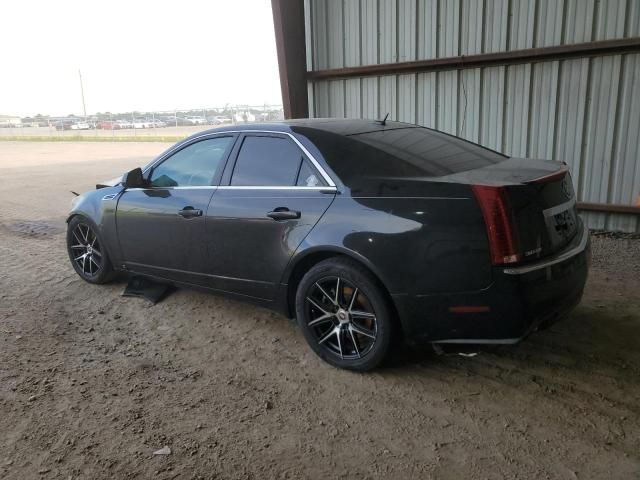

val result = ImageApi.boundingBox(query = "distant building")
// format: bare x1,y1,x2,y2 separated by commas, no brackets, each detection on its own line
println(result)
0,115,22,127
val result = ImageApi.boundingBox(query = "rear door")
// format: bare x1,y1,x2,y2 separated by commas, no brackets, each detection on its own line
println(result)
115,134,236,285
203,132,336,300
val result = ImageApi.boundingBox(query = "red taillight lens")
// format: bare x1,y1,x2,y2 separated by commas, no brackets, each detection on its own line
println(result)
471,185,520,265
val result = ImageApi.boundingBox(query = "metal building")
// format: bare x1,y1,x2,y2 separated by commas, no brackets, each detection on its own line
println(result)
271,0,640,232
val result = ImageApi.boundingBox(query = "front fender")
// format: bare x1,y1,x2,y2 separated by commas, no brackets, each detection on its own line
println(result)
67,186,124,268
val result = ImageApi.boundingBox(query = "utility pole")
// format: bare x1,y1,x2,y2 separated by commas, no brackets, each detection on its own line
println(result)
78,69,87,120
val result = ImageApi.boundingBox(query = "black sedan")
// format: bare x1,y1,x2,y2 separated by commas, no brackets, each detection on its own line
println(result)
67,119,590,371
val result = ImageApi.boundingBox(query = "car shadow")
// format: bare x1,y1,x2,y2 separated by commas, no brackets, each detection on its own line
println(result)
383,304,640,388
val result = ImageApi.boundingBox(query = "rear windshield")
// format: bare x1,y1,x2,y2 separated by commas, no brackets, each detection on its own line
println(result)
293,126,506,183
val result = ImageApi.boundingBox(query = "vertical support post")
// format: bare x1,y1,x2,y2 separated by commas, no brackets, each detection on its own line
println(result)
271,0,309,119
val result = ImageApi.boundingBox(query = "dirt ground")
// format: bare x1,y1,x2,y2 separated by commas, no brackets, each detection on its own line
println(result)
1,141,639,480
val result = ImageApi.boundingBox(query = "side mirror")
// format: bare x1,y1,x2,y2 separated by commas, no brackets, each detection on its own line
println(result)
123,167,146,189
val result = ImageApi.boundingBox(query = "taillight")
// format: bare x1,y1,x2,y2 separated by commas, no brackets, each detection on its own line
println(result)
471,185,520,265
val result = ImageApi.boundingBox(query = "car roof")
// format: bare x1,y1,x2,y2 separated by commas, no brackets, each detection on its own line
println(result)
189,118,418,138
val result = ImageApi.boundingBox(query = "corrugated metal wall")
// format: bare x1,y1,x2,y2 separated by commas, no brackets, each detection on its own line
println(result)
305,0,640,232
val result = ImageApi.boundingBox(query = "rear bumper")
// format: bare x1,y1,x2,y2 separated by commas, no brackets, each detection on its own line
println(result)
395,221,590,344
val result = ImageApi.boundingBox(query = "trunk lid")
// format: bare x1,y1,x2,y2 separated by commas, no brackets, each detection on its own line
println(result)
507,167,579,262
453,158,578,263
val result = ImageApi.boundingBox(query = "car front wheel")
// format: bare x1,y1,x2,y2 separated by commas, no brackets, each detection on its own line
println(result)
295,258,393,371
66,216,116,284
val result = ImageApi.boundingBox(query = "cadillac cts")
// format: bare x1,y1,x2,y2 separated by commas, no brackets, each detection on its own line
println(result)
67,119,590,371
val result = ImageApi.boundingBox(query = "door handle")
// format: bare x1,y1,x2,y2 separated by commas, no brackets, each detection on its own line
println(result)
267,207,301,220
178,206,203,218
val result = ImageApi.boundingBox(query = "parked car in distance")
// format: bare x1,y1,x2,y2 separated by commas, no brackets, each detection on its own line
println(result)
208,116,232,125
66,119,590,371
116,120,133,129
183,115,207,125
133,119,149,129
132,118,166,128
164,116,193,126
54,120,74,131
159,116,177,126
70,121,90,130
99,120,121,130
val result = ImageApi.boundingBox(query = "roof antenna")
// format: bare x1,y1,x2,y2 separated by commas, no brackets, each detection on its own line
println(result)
375,112,390,126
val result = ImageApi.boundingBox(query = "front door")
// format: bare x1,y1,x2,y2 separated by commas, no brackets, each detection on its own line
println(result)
203,133,336,300
115,135,236,286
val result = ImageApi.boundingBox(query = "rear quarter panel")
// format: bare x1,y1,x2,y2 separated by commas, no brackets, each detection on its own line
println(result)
292,189,492,296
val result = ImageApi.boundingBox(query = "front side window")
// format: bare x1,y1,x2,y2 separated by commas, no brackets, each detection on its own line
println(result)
231,136,325,187
150,136,233,187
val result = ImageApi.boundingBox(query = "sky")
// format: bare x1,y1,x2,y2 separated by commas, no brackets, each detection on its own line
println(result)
0,0,282,116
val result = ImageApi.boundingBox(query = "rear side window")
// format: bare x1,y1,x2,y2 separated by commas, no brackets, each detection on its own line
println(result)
354,128,505,175
292,126,506,187
231,136,325,187
150,136,233,187
296,161,322,187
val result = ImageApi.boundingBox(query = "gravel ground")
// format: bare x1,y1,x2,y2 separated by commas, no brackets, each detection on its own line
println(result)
0,142,639,479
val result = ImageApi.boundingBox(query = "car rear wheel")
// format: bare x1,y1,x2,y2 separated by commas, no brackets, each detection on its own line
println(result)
66,216,116,284
295,258,393,371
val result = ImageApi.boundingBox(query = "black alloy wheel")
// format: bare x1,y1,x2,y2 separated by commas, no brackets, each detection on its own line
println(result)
296,258,393,371
66,216,115,284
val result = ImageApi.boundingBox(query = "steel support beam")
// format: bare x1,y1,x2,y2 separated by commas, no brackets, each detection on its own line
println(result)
307,38,640,81
271,0,309,119
577,202,640,216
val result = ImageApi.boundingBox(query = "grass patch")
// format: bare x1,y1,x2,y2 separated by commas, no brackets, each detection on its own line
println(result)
0,135,186,142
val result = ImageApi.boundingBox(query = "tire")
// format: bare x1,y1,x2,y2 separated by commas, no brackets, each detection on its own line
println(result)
295,257,393,371
66,216,116,284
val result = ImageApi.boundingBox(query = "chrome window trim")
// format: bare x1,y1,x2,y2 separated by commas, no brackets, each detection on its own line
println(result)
503,222,589,275
126,186,217,191
125,186,337,192
218,186,336,191
143,129,336,188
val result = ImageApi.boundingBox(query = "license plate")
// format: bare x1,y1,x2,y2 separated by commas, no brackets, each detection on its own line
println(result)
553,209,577,239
